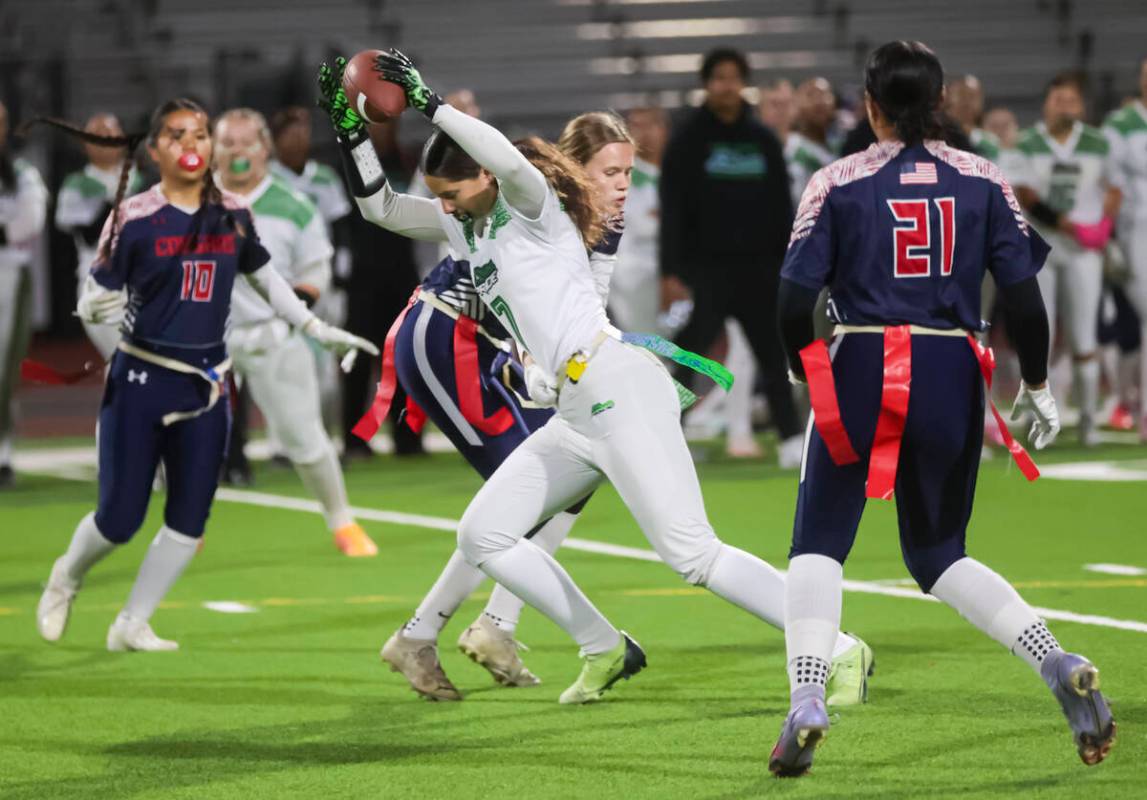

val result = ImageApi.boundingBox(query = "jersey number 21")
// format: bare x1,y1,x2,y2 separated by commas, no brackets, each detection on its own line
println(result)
887,198,955,279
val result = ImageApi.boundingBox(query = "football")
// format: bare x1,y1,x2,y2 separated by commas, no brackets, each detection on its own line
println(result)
341,49,407,123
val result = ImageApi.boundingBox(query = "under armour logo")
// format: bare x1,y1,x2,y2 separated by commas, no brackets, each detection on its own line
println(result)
128,369,148,385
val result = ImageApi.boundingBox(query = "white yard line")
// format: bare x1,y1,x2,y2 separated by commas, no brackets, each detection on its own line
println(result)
16,449,1147,635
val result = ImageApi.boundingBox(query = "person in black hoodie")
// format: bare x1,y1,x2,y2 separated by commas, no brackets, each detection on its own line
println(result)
660,48,804,465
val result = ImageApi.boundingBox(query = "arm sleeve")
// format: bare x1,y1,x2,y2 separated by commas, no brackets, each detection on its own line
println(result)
4,165,48,243
987,181,1050,288
235,211,272,275
243,263,314,329
999,275,1050,386
777,277,822,378
780,181,835,290
337,133,448,242
658,130,693,280
430,104,548,219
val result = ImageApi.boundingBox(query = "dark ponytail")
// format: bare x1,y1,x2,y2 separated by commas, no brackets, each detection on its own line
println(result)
421,129,482,182
864,41,945,145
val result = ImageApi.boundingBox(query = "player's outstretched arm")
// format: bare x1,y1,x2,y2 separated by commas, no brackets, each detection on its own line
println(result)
244,263,379,372
374,49,548,218
317,58,448,243
776,277,820,382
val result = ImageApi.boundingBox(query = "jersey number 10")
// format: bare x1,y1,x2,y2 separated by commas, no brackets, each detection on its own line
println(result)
180,260,217,302
887,198,955,279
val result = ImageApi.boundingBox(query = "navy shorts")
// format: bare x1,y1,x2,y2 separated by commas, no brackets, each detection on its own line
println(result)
394,302,554,480
792,333,984,591
95,349,230,542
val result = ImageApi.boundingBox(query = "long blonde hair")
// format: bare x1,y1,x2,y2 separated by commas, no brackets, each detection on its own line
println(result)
513,136,606,248
556,111,635,167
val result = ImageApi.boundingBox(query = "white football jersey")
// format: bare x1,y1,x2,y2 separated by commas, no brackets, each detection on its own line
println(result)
1004,121,1112,238
783,133,835,211
438,185,606,376
230,174,333,326
1104,100,1147,224
56,163,144,278
270,159,351,229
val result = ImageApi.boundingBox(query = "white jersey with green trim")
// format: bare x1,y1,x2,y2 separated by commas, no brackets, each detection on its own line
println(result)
55,162,145,277
1104,100,1147,224
0,158,48,271
230,174,333,326
969,128,1001,163
437,184,606,376
783,133,834,210
270,159,351,229
1003,121,1112,236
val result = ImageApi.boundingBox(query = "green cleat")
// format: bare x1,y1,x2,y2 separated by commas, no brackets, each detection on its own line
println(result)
558,632,646,705
825,633,875,707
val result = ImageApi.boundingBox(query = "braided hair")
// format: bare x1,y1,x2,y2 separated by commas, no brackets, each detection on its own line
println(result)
25,99,237,260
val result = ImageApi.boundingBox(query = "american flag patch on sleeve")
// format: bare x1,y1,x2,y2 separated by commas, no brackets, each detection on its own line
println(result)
900,162,938,185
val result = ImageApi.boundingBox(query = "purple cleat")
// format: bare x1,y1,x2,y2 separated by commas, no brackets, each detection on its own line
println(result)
768,688,830,778
1041,651,1115,766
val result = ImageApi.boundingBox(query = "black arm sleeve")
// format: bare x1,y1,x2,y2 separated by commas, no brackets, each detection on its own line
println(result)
777,277,822,379
999,275,1050,386
1026,200,1061,230
336,130,388,198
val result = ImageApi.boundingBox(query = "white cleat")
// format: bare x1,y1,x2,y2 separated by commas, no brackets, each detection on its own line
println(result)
777,434,805,469
37,559,78,643
458,614,541,687
106,614,179,652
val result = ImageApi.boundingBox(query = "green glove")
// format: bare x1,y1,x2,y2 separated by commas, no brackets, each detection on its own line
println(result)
317,57,365,138
373,48,442,119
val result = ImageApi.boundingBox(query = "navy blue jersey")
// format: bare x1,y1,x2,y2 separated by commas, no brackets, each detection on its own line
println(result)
782,141,1050,331
421,255,509,339
92,185,270,351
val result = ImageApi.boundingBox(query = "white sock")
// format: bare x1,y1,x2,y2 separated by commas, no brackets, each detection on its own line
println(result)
479,538,620,655
929,557,1057,675
704,544,786,630
784,554,842,696
295,447,354,530
121,526,199,623
1074,359,1100,423
57,511,117,586
403,549,486,641
482,511,577,635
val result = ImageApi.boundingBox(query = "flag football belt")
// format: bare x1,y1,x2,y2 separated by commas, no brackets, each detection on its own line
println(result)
116,340,232,427
352,289,512,442
801,324,1039,501
557,326,735,410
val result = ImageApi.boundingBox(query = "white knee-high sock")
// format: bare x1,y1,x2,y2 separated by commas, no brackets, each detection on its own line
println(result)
929,557,1062,674
57,512,117,587
482,511,577,634
403,549,487,641
121,526,199,623
1074,358,1100,422
704,544,786,629
784,554,842,698
479,538,619,655
295,446,354,530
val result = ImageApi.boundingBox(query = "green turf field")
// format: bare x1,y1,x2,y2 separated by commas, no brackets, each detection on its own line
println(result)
1,438,1143,799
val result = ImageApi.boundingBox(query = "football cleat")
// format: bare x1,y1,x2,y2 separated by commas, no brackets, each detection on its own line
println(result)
1107,403,1134,431
1042,651,1116,765
777,434,805,469
558,631,645,705
333,523,378,557
36,559,78,643
825,634,875,707
457,614,541,687
107,614,179,652
769,689,830,778
381,630,462,701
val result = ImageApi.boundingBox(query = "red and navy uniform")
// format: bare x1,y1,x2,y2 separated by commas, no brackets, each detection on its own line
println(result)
93,186,270,542
382,256,553,479
782,141,1049,590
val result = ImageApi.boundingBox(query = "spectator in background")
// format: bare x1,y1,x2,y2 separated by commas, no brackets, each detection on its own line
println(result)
758,78,795,143
983,107,1020,150
0,100,48,487
55,113,144,360
660,48,804,466
611,106,667,333
945,75,1001,161
785,77,837,209
341,119,423,459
